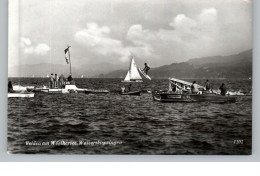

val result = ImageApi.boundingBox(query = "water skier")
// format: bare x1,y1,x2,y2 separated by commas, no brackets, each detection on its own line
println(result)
142,63,150,75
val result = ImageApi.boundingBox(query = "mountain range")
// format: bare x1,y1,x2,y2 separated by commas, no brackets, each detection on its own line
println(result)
9,49,252,79
98,49,252,79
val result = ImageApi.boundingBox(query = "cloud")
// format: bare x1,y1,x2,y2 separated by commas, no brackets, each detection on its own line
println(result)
75,23,129,60
74,7,251,65
74,9,219,63
75,23,154,61
170,14,197,29
198,8,218,23
243,0,251,3
20,37,32,47
20,37,51,56
124,8,221,62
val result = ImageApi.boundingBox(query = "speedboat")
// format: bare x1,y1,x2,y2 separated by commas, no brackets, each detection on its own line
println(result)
153,92,236,103
153,78,236,103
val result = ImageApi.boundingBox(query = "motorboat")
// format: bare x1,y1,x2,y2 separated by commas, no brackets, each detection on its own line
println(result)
153,92,236,103
153,78,236,103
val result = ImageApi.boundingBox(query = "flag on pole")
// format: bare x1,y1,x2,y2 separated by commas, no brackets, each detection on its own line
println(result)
64,47,70,64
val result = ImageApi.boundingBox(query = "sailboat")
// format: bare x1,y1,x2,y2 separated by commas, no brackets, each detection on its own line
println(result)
122,56,143,83
120,56,142,96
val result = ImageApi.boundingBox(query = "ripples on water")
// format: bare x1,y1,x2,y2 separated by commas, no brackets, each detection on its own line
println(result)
8,78,252,154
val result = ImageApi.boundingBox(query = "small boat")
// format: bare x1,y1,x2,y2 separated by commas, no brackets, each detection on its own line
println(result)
153,92,236,103
120,91,141,96
85,89,109,94
8,92,34,98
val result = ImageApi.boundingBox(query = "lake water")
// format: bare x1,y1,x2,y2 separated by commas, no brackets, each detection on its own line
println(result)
8,78,252,154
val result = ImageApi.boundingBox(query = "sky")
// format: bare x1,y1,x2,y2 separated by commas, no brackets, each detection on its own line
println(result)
9,0,252,71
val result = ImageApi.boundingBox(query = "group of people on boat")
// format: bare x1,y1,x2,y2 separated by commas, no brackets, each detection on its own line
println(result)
170,79,228,96
49,73,74,89
191,80,227,96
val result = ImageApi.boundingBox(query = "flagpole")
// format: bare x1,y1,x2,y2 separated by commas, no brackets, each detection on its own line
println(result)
69,48,71,75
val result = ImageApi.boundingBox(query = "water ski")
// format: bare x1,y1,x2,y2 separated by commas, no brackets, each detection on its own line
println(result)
138,68,151,80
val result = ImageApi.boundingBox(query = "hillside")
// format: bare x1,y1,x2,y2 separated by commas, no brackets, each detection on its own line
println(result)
8,50,252,79
101,49,252,79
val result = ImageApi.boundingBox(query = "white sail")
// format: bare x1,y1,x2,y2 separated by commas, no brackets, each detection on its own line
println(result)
123,57,142,82
129,58,142,80
124,71,130,81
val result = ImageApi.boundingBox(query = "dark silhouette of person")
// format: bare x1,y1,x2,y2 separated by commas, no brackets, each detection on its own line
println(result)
8,81,14,93
128,84,132,92
205,80,211,91
219,83,227,96
68,74,73,82
143,63,150,75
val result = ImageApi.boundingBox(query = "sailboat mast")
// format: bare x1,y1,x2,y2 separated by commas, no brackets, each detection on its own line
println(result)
69,48,72,75
129,56,133,75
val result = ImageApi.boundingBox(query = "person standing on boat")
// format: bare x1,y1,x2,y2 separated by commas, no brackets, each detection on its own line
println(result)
121,85,126,93
205,80,211,91
142,63,150,75
219,83,227,96
50,73,54,89
59,74,65,88
67,74,75,85
128,84,132,92
54,74,59,88
191,81,199,94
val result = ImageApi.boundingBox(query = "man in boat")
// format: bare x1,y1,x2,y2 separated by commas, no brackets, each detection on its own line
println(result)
8,81,15,93
67,74,74,84
191,81,199,94
59,74,65,88
128,84,132,92
142,63,150,75
219,83,227,96
205,80,211,91
54,74,59,88
50,73,54,89
121,85,126,93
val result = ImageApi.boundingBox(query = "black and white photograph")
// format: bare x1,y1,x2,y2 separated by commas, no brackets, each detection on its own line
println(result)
8,0,252,154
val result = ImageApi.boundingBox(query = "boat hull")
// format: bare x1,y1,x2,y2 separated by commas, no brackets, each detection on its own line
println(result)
41,84,86,93
8,93,34,98
85,89,109,94
153,93,236,103
120,91,141,96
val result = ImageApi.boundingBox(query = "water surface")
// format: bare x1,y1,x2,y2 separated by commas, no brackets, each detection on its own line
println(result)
8,78,252,154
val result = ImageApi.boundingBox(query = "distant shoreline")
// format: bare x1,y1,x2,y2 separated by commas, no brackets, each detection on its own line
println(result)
7,77,253,80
